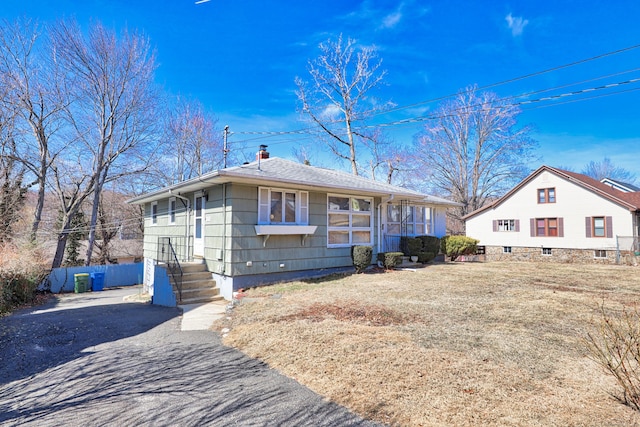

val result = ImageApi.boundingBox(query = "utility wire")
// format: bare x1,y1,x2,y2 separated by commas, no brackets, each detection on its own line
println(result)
228,73,640,138
372,43,640,116
229,69,640,143
368,76,640,128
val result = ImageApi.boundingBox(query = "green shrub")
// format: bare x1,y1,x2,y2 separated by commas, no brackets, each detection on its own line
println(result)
419,236,441,255
440,235,450,255
351,245,373,273
417,251,435,263
445,236,479,261
377,252,404,269
407,238,423,256
400,237,423,256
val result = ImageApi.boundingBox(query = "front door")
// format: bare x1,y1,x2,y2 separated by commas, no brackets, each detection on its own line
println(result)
194,194,204,257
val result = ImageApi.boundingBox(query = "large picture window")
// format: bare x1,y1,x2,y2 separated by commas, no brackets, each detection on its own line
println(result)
327,195,373,247
258,187,308,225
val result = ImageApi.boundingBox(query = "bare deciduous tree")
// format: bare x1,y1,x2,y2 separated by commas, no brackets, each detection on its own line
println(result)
0,106,27,242
295,34,392,175
363,128,408,184
0,18,67,242
159,97,222,185
412,86,537,232
582,158,637,185
50,20,159,268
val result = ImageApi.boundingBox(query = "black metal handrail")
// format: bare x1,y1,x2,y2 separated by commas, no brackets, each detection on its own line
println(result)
157,237,184,302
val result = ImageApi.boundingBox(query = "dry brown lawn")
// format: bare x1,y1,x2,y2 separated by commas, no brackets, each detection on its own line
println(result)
217,262,640,426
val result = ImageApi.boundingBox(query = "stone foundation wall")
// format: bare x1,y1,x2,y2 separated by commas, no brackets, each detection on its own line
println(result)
483,245,623,264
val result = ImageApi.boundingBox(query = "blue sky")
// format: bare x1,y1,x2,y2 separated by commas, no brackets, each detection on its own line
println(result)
5,0,640,176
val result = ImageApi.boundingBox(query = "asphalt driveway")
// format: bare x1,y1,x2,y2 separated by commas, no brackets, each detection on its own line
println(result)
0,287,382,426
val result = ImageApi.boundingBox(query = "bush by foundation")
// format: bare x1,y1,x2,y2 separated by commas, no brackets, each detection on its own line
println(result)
351,245,373,273
377,252,404,269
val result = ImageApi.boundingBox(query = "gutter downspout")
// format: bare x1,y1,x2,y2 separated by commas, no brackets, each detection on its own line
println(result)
221,183,227,276
378,194,394,253
170,191,191,261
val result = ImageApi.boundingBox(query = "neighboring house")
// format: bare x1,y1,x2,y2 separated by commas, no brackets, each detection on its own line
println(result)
464,165,640,264
128,150,459,300
600,177,640,193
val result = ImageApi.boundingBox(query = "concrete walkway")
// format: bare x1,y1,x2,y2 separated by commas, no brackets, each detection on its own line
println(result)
178,300,228,331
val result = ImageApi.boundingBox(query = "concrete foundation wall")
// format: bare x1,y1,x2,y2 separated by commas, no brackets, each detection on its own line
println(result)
483,245,619,264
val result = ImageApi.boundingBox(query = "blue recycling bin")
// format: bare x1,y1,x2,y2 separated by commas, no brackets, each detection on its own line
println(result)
90,272,105,291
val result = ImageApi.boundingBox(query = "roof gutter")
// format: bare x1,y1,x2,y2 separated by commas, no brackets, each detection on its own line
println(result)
127,172,224,205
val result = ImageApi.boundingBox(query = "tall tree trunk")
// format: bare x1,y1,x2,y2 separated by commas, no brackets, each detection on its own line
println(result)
30,174,46,242
84,185,101,266
345,117,358,175
51,214,73,269
84,159,108,266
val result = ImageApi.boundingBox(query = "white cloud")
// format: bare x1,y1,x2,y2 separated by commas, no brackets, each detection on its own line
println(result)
505,13,529,37
381,11,402,29
321,104,342,119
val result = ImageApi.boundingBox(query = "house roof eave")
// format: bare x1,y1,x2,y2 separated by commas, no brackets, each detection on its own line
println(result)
126,171,224,205
127,157,461,208
463,165,640,221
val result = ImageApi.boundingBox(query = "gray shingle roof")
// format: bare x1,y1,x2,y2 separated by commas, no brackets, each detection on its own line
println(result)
129,157,458,206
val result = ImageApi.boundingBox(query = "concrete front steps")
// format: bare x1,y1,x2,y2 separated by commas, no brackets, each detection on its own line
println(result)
397,256,422,268
174,262,224,305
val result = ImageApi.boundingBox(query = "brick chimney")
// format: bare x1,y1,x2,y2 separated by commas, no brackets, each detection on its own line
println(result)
256,145,269,161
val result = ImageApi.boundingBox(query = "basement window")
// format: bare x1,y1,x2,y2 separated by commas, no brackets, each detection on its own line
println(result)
594,250,607,258
503,246,512,254
542,247,552,256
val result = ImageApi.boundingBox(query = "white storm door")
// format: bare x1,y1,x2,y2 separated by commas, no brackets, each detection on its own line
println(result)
194,195,205,256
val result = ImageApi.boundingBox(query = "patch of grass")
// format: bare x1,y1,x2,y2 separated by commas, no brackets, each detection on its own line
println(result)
277,301,416,326
220,262,640,426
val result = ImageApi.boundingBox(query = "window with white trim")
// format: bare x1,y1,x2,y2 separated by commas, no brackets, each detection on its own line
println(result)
258,187,309,225
327,195,373,247
594,250,607,258
169,197,176,224
503,246,512,253
151,202,158,225
386,205,432,235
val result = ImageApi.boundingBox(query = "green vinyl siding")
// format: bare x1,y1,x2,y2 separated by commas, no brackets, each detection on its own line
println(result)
142,182,380,278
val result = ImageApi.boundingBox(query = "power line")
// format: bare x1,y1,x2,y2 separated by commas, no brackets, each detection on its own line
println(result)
368,76,640,128
224,45,640,148
372,42,640,117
